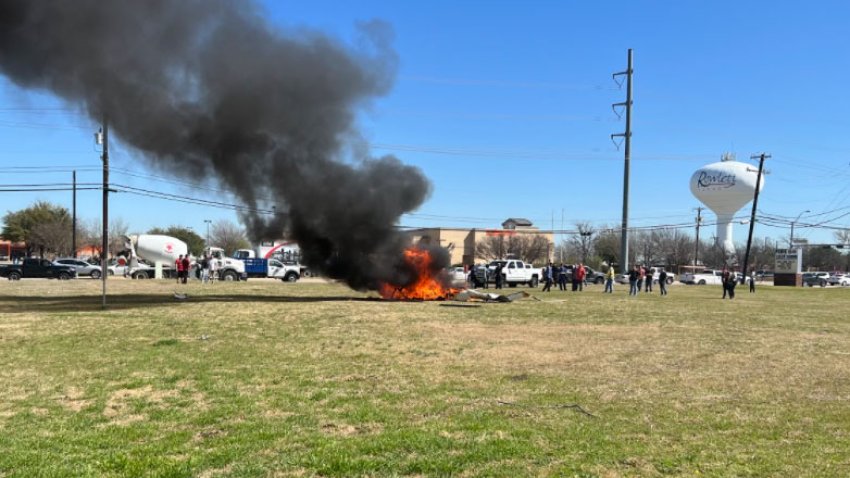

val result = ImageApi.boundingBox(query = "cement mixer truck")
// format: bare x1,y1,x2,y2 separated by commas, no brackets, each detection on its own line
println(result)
124,235,247,281
124,234,187,280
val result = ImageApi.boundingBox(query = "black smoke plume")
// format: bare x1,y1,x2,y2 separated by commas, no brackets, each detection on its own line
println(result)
0,0,449,291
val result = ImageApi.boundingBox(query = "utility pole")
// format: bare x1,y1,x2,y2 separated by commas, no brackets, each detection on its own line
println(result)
72,170,77,258
560,209,564,263
741,153,768,284
204,219,212,245
694,207,704,266
612,49,633,271
98,120,109,309
789,209,810,248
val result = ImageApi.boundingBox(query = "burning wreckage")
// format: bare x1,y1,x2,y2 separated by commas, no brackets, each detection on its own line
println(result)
378,247,532,303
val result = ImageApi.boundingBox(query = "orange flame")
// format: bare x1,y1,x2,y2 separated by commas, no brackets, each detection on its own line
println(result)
380,247,458,300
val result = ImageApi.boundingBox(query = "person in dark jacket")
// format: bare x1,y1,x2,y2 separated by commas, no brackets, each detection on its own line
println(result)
628,265,639,296
558,263,567,291
726,268,737,299
721,267,730,299
494,263,503,289
541,262,554,292
658,268,668,296
644,266,653,293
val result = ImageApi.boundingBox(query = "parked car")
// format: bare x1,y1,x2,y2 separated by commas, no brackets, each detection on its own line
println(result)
108,259,152,277
559,265,606,285
803,272,830,287
755,270,774,280
450,266,468,285
54,258,102,279
827,273,850,287
579,265,606,285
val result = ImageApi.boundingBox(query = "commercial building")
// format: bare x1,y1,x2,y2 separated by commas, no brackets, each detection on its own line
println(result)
403,218,554,266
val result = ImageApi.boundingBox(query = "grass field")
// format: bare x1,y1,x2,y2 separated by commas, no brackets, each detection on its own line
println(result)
1,278,849,477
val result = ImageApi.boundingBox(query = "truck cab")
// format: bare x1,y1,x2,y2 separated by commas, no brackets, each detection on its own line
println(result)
205,247,248,281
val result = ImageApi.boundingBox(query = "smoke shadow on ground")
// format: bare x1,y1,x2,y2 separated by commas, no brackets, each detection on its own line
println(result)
2,294,393,313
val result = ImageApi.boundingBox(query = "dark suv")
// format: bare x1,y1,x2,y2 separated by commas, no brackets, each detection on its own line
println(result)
564,265,605,284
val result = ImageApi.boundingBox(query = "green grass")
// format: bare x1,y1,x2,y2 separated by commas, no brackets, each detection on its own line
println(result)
1,279,849,477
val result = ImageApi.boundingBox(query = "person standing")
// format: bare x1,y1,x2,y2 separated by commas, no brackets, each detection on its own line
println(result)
604,265,615,293
644,266,653,293
721,267,730,299
483,264,490,289
541,262,553,292
749,268,756,293
494,263,503,289
181,255,191,284
558,263,567,291
175,254,184,284
576,263,586,291
636,265,645,293
726,268,737,299
570,264,579,292
658,268,668,296
210,256,218,283
201,255,210,284
628,265,639,296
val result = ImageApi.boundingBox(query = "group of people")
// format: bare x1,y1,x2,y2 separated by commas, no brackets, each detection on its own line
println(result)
540,262,588,292
626,264,668,296
468,262,505,289
720,266,756,299
174,254,219,284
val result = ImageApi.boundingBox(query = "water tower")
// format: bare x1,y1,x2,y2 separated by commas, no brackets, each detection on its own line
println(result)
690,154,764,262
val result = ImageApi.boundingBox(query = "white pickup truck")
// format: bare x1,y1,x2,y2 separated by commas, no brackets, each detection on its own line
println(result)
474,259,539,288
680,269,724,285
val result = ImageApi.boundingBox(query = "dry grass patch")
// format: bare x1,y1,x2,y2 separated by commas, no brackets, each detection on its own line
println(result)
1,279,850,476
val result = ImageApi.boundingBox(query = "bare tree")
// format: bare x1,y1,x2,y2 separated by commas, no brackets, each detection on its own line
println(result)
475,233,550,264
30,219,72,257
835,228,850,246
81,217,130,258
654,228,692,269
209,219,251,255
633,230,659,265
570,222,595,264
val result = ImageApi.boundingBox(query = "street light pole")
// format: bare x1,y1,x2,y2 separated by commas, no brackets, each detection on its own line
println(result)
789,210,810,249
204,219,212,245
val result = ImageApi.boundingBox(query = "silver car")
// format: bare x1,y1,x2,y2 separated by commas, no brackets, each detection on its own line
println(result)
54,258,102,279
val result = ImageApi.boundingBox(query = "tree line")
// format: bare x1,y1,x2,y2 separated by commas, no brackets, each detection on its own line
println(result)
474,221,850,272
1,201,251,259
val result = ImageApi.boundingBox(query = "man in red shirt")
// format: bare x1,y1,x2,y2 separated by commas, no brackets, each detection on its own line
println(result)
181,255,190,284
576,263,586,291
175,254,184,283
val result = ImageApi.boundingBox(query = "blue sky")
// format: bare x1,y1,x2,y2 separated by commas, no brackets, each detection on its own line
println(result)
1,0,849,247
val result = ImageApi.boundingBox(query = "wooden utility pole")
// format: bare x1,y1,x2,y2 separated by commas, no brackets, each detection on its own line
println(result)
694,207,703,266
100,120,109,308
741,153,769,284
72,170,77,258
